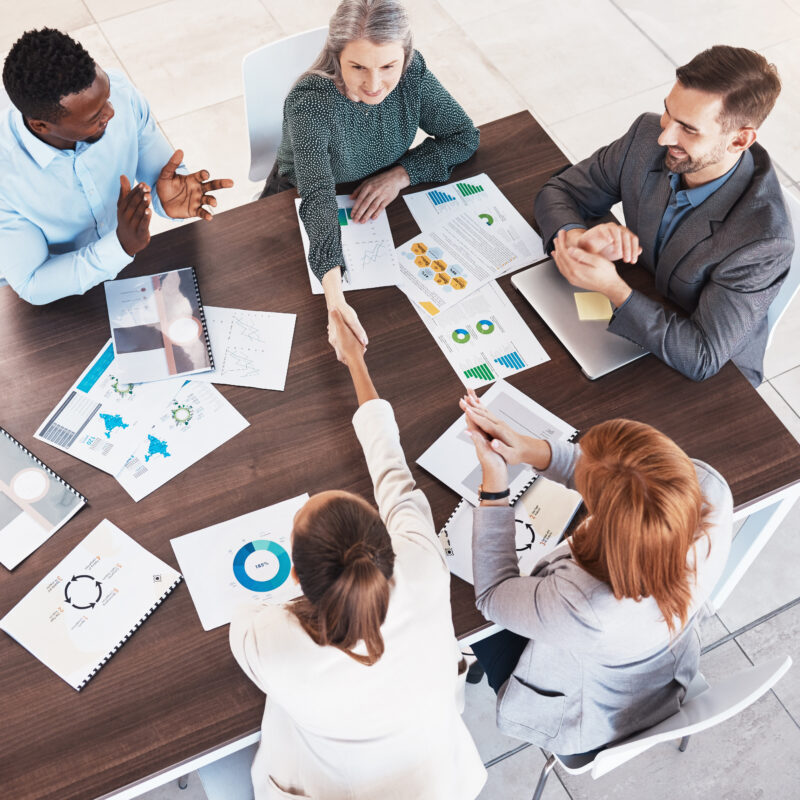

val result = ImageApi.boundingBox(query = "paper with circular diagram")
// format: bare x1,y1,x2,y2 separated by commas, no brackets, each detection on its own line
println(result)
170,494,308,631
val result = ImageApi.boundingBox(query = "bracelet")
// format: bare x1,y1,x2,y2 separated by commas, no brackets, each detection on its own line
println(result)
478,486,510,501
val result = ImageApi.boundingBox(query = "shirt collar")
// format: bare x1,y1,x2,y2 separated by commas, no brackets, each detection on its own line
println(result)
667,156,742,208
10,107,73,169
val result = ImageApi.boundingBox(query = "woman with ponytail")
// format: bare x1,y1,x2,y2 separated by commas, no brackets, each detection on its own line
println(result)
459,390,733,755
228,313,486,800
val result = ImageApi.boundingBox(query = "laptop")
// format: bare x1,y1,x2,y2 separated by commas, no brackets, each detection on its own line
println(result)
511,259,647,380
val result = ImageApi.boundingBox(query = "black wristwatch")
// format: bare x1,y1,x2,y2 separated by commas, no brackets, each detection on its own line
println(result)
478,486,510,501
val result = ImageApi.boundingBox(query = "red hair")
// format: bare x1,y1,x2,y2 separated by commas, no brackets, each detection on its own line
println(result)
570,419,711,634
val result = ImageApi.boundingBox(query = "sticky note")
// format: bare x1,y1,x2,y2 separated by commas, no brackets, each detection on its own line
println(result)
419,301,440,316
574,292,613,322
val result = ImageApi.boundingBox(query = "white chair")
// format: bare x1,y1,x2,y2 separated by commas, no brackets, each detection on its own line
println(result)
197,741,258,800
530,655,792,800
242,26,329,185
766,187,800,348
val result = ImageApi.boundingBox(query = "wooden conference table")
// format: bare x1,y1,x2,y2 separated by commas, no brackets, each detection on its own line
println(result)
2,111,800,800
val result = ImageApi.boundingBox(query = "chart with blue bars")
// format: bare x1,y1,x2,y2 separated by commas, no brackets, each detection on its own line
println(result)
494,351,526,370
427,189,456,207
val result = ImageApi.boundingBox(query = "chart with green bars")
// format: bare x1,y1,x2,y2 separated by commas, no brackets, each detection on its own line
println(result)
456,181,484,197
337,207,353,226
464,362,495,382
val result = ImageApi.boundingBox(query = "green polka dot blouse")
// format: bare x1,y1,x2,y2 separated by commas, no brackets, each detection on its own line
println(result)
277,50,480,281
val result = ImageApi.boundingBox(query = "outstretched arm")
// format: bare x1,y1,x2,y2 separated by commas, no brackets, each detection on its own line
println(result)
328,308,378,405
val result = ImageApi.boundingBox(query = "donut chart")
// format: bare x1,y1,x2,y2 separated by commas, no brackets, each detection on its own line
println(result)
476,319,495,334
232,540,292,592
452,328,471,344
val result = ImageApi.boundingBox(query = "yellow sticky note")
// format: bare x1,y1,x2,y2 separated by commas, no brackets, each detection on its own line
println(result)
574,292,613,322
419,301,440,316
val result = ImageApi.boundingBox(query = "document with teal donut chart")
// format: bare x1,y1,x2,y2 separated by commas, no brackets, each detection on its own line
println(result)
170,494,308,630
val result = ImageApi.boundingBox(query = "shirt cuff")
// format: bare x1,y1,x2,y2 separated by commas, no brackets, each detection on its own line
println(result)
96,230,134,276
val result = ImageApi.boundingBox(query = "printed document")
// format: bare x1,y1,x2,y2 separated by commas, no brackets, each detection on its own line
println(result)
171,495,307,630
417,380,578,506
297,196,400,294
414,280,549,388
192,306,296,391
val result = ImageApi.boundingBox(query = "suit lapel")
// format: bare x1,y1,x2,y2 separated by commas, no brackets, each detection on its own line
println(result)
655,150,755,296
638,168,671,268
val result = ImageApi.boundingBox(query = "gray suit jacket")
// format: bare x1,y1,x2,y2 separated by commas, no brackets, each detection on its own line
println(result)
534,113,794,385
472,439,732,755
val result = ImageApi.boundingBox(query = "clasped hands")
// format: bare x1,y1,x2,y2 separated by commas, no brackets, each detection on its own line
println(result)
552,222,642,308
116,148,234,256
459,390,552,502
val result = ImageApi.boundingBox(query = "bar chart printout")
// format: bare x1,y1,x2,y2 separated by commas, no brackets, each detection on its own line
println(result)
495,351,526,370
464,363,495,382
456,181,484,197
427,189,456,207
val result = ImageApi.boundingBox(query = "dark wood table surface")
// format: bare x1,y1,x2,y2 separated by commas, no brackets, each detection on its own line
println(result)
2,111,799,800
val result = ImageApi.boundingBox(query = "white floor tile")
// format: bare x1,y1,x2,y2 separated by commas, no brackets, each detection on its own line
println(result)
736,602,800,724
550,81,671,164
99,0,282,121
759,37,800,183
461,0,674,125
717,498,800,631
479,744,570,800
415,26,527,128
770,364,800,412
437,0,527,26
83,0,168,23
0,0,93,54
614,0,800,65
755,382,800,444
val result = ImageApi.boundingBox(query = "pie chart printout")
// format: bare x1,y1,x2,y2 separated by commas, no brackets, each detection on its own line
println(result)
232,540,292,592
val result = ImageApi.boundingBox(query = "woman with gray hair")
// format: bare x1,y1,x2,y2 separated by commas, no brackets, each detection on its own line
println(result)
263,0,479,356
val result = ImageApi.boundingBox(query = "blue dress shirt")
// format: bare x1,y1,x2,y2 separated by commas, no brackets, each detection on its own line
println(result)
0,70,174,304
654,158,741,255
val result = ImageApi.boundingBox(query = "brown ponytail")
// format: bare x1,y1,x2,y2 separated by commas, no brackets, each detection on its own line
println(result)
289,492,395,666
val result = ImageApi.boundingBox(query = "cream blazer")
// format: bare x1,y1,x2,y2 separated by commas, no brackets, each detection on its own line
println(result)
229,399,486,800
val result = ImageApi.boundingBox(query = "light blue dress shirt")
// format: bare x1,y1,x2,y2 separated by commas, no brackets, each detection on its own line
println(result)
0,70,174,304
654,158,740,255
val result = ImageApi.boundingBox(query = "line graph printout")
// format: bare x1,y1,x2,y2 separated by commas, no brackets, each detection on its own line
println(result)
171,495,308,630
34,341,183,475
413,281,549,389
403,173,545,266
296,196,400,294
191,307,296,391
115,381,249,502
417,380,578,507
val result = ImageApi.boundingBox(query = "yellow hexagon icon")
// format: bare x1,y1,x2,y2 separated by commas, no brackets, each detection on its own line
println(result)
451,276,467,289
410,242,428,255
434,272,451,286
415,255,432,267
431,259,447,272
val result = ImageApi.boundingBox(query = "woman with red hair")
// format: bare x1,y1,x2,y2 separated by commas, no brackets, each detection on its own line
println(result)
461,390,732,754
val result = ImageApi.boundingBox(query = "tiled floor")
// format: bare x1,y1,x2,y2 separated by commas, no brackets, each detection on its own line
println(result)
4,0,799,798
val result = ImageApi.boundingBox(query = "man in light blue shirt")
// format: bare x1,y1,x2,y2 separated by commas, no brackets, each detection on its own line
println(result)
0,28,233,305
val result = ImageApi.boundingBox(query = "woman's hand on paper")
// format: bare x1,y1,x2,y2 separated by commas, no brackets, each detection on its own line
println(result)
350,166,410,223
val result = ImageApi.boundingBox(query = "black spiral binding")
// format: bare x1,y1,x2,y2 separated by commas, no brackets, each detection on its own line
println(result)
0,426,87,505
437,427,580,556
189,267,214,371
76,575,182,691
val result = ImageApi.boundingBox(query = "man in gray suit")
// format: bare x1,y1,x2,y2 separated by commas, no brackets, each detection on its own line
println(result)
535,45,793,386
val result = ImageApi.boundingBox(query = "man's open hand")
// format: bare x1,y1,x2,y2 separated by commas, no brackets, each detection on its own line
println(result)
156,149,234,221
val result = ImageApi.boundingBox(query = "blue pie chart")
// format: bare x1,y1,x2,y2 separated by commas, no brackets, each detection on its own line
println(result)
232,540,292,592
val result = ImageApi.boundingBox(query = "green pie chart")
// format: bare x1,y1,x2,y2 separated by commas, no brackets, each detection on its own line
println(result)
476,319,495,334
452,328,471,344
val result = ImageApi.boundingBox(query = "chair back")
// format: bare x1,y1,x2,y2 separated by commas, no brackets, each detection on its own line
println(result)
590,655,792,778
242,27,329,183
767,188,800,348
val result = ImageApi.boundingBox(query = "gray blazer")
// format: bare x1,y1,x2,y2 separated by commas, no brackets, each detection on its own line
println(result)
534,113,794,385
472,439,732,755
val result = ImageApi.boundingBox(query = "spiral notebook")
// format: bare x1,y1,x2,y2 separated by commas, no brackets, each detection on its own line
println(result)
0,520,181,691
0,427,86,570
437,476,583,582
104,267,214,384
